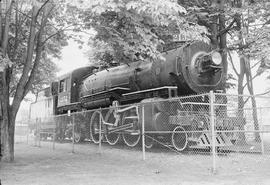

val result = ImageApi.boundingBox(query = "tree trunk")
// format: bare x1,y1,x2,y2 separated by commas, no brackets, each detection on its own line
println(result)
250,95,260,142
236,56,247,144
245,59,261,142
1,116,15,162
218,0,228,90
0,0,15,162
0,70,15,161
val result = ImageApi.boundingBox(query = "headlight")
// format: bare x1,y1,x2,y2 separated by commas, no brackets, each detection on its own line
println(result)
211,51,222,65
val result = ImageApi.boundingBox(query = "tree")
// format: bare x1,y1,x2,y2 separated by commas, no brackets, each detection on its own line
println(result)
72,0,209,65
226,0,270,142
0,0,72,161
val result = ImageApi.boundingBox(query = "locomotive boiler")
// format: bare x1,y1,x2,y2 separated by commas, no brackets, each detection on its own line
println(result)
80,41,226,108
29,41,228,151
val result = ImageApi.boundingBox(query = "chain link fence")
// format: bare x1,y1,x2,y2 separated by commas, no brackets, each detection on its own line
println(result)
14,121,29,143
15,92,270,174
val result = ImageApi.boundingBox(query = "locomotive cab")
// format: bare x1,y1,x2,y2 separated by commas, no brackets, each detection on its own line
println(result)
57,66,96,113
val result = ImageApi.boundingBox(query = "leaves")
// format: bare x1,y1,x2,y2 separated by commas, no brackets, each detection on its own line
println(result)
0,53,12,70
1,0,72,97
227,1,270,79
70,0,208,64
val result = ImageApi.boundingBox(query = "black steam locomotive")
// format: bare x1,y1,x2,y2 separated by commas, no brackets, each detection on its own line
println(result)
29,41,228,151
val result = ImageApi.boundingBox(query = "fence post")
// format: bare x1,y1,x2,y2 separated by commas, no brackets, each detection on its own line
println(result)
210,91,216,174
142,104,146,160
68,110,75,153
26,130,29,144
53,132,56,150
34,118,38,146
72,115,75,153
39,118,42,147
98,108,102,154
26,119,29,145
53,117,56,150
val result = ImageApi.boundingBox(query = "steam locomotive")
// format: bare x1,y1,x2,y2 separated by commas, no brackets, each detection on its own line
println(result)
29,41,228,151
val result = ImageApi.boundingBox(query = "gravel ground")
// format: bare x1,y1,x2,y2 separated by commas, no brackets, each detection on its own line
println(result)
1,137,270,185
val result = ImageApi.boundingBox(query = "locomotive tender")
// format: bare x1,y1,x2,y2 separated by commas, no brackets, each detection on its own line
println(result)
30,41,228,151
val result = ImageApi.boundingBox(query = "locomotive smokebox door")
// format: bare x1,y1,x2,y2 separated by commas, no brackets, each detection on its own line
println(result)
177,42,227,94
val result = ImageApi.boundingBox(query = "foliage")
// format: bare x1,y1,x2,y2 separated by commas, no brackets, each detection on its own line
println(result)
225,1,270,80
4,0,73,97
70,0,208,64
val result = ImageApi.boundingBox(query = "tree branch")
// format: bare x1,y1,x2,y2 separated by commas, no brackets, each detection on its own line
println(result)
10,1,20,62
0,2,3,44
11,5,39,114
36,0,50,18
244,96,250,105
243,72,259,89
12,1,50,115
255,89,270,96
23,4,50,100
42,26,75,45
218,18,237,36
2,0,15,54
250,59,262,70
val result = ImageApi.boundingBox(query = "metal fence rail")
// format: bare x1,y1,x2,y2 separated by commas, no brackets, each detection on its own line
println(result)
15,91,270,174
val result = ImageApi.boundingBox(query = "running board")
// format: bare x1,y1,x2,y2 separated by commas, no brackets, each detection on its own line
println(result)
124,130,140,135
124,116,139,119
107,123,134,134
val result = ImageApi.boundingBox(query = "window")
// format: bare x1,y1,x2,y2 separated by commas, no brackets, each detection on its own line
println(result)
59,79,66,93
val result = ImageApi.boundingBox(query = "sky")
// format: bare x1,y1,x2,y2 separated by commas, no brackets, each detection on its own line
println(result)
54,40,89,76
227,53,270,95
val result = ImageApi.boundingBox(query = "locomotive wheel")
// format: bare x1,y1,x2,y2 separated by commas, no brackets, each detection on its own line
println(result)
122,110,141,147
40,133,48,141
56,134,65,142
73,129,85,143
104,109,121,145
145,136,154,149
73,131,81,143
171,126,188,151
90,111,103,144
56,128,65,142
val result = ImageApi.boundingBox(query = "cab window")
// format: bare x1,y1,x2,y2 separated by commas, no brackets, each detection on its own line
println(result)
59,79,66,93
